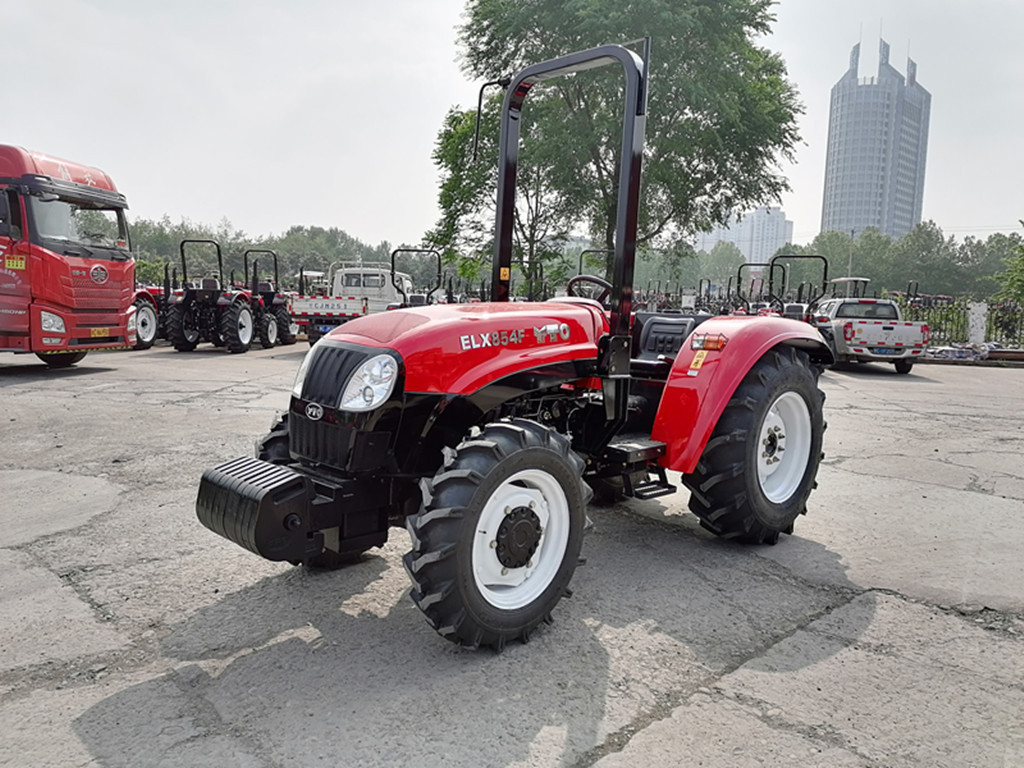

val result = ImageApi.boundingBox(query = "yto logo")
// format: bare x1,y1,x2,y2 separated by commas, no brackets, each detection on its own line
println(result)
305,403,324,421
90,265,109,285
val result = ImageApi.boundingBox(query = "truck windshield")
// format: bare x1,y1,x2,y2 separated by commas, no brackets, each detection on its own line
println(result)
26,195,131,260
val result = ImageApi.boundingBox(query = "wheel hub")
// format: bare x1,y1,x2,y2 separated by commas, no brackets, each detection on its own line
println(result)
495,506,542,569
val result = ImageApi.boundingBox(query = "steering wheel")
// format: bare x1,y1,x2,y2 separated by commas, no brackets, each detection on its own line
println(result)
567,274,612,306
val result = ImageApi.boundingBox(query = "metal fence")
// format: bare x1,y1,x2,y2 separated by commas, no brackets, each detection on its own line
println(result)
987,303,1024,347
893,297,1024,348
897,298,970,346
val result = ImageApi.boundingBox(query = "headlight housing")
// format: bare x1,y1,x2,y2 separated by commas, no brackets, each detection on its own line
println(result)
40,311,66,333
338,353,398,412
291,346,317,397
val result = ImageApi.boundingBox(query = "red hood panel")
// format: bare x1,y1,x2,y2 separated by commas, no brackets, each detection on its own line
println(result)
329,301,607,394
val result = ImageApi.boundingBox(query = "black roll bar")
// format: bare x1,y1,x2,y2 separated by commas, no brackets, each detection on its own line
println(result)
390,248,443,305
490,41,650,364
179,239,223,287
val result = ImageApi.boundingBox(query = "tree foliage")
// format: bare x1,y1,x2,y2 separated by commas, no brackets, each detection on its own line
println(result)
438,0,802,280
995,223,1024,303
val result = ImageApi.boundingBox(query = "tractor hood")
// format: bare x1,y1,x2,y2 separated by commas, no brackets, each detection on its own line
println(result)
327,300,608,395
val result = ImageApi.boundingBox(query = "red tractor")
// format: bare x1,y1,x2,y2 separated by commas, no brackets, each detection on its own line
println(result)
197,43,832,650
166,239,254,353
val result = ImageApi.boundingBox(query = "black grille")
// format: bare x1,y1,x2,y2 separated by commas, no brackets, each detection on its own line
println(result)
290,417,355,468
301,342,367,404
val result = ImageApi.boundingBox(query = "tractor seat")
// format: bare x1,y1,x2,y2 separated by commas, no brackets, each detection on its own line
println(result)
257,281,274,293
200,278,220,291
630,313,695,377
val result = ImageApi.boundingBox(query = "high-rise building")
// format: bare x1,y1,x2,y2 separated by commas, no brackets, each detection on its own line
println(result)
821,39,931,239
694,207,794,264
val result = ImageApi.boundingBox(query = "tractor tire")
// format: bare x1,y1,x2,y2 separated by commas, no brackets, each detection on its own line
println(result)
683,346,825,545
257,311,278,349
221,302,253,354
894,359,913,375
403,419,590,650
36,351,88,368
274,306,297,346
132,298,158,350
255,413,291,464
166,303,200,351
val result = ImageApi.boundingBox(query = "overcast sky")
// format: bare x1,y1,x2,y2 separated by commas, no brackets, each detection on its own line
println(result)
6,0,1022,247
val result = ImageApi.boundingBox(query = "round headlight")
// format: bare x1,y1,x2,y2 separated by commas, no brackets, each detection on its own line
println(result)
338,354,398,412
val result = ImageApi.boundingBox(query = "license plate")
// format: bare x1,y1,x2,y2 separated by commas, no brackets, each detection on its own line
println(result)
317,325,335,334
90,328,107,338
872,347,897,355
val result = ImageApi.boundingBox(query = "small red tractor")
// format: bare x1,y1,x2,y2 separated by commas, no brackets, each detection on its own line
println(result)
166,239,254,353
197,43,832,650
241,249,297,348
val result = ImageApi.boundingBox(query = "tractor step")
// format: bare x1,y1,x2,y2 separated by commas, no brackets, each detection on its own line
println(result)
628,476,678,500
603,436,667,464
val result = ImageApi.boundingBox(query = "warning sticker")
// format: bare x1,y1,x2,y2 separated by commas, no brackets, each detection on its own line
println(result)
5,256,26,270
499,267,511,281
687,349,708,377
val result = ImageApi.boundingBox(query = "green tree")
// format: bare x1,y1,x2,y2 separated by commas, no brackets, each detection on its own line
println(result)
446,0,802,278
995,224,1024,303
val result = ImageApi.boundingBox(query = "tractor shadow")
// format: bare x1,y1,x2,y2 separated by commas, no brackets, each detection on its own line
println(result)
73,504,867,768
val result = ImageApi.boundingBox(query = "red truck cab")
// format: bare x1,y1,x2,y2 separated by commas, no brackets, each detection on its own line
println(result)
0,146,136,367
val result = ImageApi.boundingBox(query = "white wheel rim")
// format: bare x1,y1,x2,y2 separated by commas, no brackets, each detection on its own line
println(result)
137,305,157,343
756,391,812,503
266,316,278,344
237,307,253,345
471,468,570,610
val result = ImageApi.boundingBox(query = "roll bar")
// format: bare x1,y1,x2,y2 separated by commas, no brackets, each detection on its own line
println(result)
179,239,223,287
490,41,650,372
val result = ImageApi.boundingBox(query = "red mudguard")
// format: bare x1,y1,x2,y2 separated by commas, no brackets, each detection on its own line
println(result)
651,315,831,475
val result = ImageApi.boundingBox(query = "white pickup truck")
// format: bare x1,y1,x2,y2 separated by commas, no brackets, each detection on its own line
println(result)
290,263,414,345
812,297,929,374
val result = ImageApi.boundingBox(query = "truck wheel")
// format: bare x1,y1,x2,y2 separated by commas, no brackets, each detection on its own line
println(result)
166,303,200,351
257,312,278,349
404,419,590,650
684,346,825,545
307,329,322,347
36,351,88,368
221,302,253,353
274,306,297,345
894,359,913,375
133,299,158,350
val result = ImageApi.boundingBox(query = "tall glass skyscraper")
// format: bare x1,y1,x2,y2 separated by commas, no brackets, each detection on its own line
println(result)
821,39,931,239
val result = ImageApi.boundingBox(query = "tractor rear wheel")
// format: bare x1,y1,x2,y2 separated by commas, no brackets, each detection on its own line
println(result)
403,419,589,650
683,346,825,545
132,298,158,350
274,306,297,345
166,303,200,351
221,302,253,353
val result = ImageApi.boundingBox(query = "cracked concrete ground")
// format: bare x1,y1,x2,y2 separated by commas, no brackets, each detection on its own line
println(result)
1,347,1022,767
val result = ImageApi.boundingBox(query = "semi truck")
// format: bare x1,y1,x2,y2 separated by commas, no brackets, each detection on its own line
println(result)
0,146,136,367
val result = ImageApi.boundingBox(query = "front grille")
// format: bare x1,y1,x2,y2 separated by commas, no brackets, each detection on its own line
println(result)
290,416,355,468
301,342,367,404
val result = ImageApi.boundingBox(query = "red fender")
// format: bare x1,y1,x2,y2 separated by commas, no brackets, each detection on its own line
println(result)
651,315,831,474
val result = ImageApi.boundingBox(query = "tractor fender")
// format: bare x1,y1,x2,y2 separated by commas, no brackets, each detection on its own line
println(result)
132,289,158,312
650,315,832,475
218,292,251,308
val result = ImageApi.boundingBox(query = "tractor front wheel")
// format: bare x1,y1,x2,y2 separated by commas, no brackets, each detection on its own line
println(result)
684,346,825,545
404,419,589,650
257,311,278,349
274,306,297,346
